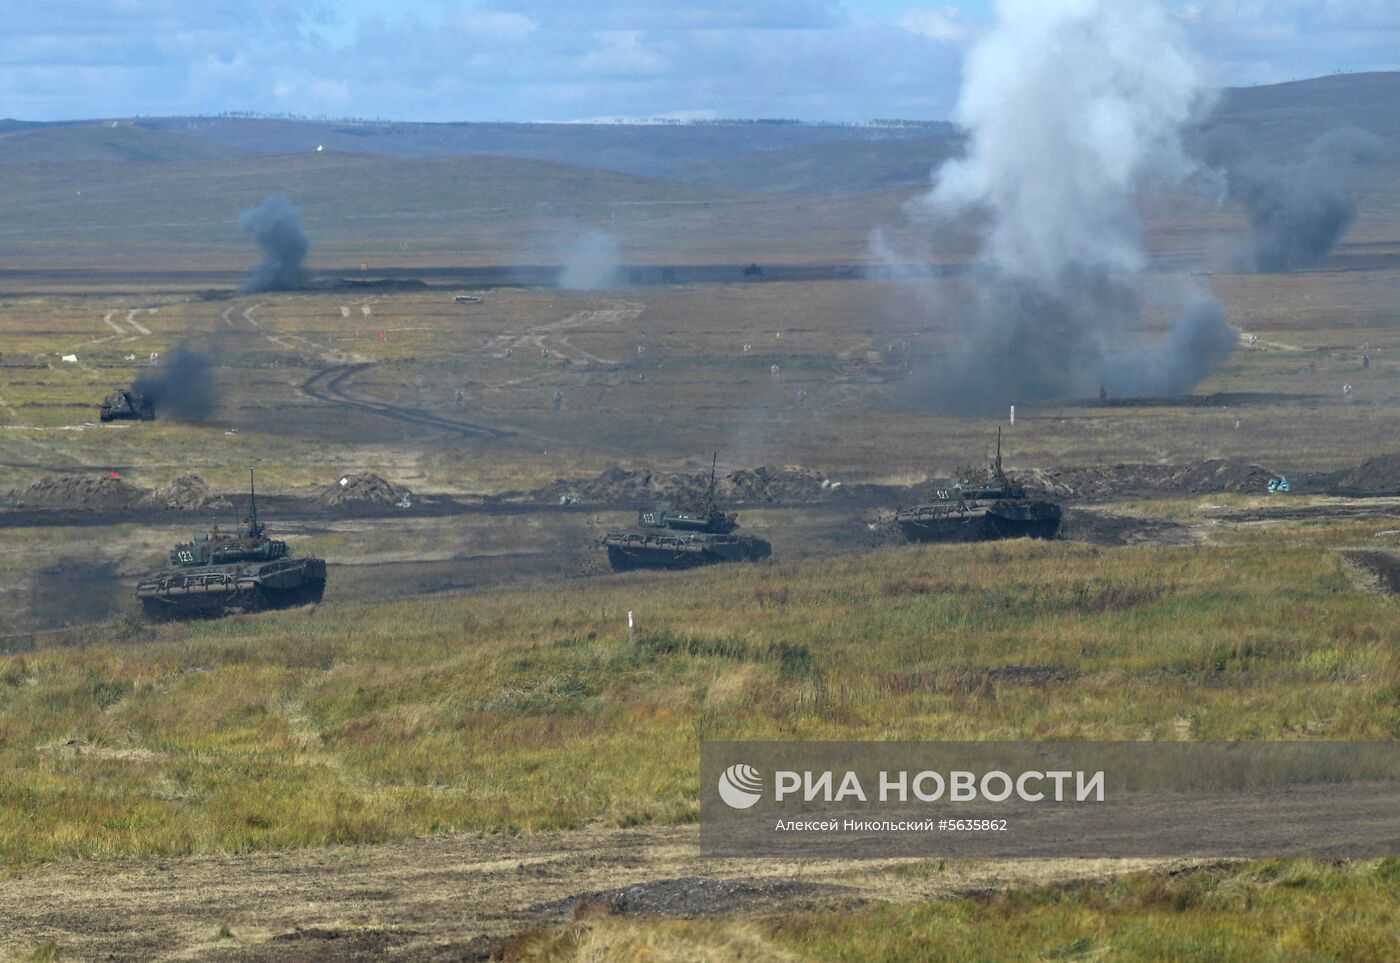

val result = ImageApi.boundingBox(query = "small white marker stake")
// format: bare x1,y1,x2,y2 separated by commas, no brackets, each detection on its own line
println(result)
1009,404,1015,425
628,610,635,643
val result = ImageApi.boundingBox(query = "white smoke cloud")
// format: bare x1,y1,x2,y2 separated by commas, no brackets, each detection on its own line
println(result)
555,229,621,290
893,0,1236,412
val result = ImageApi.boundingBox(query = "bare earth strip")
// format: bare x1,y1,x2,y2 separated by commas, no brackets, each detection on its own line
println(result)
0,826,1170,961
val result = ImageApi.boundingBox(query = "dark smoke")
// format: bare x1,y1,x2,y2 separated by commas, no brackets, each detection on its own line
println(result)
906,273,1236,414
880,0,1234,414
1201,126,1382,272
132,344,217,422
237,194,309,292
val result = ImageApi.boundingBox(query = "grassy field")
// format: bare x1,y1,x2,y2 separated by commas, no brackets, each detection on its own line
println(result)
510,859,1400,962
3,511,1397,866
3,74,1400,958
1,265,1398,501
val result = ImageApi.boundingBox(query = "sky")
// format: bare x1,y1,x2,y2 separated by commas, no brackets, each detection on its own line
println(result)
1,1,1397,123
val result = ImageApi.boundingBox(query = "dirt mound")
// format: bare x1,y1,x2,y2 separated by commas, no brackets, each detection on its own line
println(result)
1026,459,1285,500
6,473,148,510
1328,454,1400,496
318,472,412,508
146,475,232,512
1169,459,1280,494
545,465,842,506
1007,468,1078,499
718,465,839,502
530,876,855,920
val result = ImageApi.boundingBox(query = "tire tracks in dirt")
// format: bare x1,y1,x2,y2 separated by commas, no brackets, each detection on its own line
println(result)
301,363,513,441
0,824,1173,962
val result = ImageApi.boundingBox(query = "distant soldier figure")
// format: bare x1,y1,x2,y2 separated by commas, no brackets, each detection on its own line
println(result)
1343,383,1354,398
455,388,465,408
505,347,513,358
1362,352,1371,369
1248,334,1258,350
553,390,563,411
637,345,645,356
541,347,549,360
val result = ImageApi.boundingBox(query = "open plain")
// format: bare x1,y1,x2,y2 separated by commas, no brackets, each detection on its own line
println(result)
3,73,1400,961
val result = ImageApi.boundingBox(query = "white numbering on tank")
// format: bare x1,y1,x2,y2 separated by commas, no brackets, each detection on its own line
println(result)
717,763,763,809
176,550,195,563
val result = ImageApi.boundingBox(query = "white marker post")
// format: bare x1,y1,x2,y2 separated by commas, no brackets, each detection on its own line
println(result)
1009,404,1015,425
628,610,635,643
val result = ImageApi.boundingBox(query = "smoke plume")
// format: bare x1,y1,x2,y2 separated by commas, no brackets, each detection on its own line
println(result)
238,194,309,292
1201,126,1382,272
555,229,620,290
890,0,1235,413
132,344,217,422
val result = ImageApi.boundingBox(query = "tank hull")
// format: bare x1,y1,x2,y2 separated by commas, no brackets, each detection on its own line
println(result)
896,501,1061,543
136,557,326,619
99,390,154,422
602,531,771,571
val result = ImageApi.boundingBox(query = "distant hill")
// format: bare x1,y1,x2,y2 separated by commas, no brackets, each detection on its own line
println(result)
127,116,950,182
0,72,1395,273
0,149,923,270
0,122,242,165
1206,71,1400,150
667,132,963,195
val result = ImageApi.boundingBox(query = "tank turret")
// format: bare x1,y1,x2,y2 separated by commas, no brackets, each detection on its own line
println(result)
136,469,326,619
895,429,1061,542
601,454,772,570
99,388,154,422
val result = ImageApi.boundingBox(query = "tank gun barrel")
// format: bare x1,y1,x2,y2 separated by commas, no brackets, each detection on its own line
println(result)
707,451,718,512
245,467,263,537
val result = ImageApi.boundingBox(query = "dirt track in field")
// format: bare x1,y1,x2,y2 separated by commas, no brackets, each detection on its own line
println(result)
0,825,1172,961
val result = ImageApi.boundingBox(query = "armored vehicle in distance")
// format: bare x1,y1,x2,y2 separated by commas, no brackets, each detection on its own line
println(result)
136,470,326,619
601,455,772,570
895,430,1061,542
99,388,154,422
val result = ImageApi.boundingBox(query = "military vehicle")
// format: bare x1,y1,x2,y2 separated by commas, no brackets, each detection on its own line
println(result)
136,469,326,619
601,455,772,570
895,429,1061,542
99,388,154,422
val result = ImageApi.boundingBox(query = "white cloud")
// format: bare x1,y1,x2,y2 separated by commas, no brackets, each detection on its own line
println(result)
579,31,667,76
898,6,973,43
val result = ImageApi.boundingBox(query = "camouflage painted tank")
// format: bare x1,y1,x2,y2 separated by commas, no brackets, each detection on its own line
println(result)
601,455,772,570
136,470,326,619
895,429,1061,542
99,388,154,422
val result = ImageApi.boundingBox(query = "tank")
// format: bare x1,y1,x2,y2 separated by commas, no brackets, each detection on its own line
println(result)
99,388,154,422
136,469,326,620
601,455,772,570
895,429,1061,542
